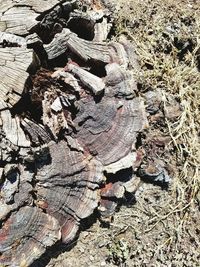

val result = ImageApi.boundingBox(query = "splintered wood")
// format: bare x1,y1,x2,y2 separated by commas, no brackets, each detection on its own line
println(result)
0,0,172,266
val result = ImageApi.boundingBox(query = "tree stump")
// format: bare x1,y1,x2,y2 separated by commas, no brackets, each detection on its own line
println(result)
0,1,171,266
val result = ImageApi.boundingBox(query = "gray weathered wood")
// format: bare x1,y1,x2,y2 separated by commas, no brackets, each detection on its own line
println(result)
67,63,105,95
0,0,64,35
44,28,138,68
0,47,39,108
1,110,30,147
44,28,111,62
0,31,26,47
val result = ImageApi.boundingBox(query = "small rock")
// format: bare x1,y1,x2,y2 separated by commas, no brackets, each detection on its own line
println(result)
89,255,94,261
79,247,85,253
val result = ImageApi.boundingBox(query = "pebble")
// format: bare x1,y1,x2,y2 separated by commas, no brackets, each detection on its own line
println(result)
89,255,94,261
79,247,85,253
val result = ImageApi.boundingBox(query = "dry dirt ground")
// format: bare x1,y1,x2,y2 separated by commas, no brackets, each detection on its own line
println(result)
37,1,199,266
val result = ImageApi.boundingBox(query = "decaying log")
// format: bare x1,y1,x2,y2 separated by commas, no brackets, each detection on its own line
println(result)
66,8,111,42
51,69,81,92
67,10,99,40
94,17,111,42
42,91,69,137
26,33,43,49
101,182,125,198
104,152,138,174
0,0,172,265
98,181,125,218
1,164,19,204
44,28,110,62
123,176,141,193
0,164,33,221
98,197,118,218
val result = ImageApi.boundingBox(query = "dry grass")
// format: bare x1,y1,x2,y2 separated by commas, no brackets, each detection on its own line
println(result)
115,0,200,207
111,0,200,265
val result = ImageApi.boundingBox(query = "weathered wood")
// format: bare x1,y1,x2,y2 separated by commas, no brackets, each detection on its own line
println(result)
42,91,69,137
0,32,26,47
44,29,138,67
21,118,52,145
123,176,141,193
104,152,137,174
105,63,138,99
26,33,43,48
67,10,96,40
0,163,34,221
0,1,171,266
0,131,17,162
1,110,30,147
0,47,39,108
94,18,111,42
1,164,19,204
67,63,105,95
0,0,66,35
52,69,82,92
100,182,125,198
98,197,118,218
44,28,137,68
99,181,125,217
44,28,110,62
0,206,61,267
36,141,104,243
73,96,148,167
